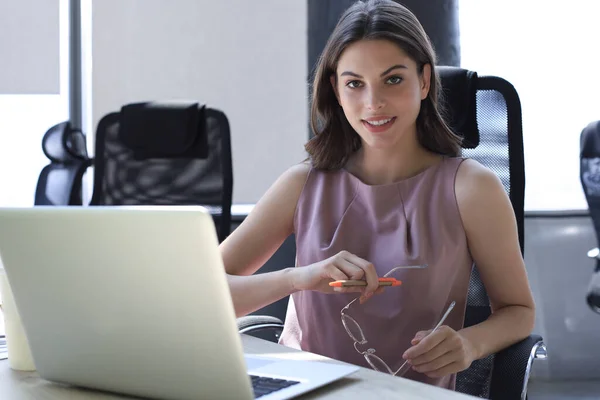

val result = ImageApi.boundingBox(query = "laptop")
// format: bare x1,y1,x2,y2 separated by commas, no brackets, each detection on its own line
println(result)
0,206,358,399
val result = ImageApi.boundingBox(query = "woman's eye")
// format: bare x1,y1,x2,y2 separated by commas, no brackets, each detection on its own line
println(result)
386,76,403,84
346,80,362,88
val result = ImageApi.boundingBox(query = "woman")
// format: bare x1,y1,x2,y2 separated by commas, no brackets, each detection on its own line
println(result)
220,0,535,390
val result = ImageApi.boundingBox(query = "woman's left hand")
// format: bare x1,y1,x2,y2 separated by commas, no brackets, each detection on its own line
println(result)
402,326,477,378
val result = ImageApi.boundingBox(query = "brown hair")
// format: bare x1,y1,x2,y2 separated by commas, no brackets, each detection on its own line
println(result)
305,0,462,170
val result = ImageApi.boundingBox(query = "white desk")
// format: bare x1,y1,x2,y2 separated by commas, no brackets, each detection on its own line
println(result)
0,334,476,399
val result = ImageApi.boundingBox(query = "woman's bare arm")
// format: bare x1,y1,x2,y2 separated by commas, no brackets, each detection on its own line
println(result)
219,162,310,317
455,159,536,360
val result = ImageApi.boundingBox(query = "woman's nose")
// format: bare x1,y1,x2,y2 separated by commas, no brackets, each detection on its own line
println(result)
365,89,385,110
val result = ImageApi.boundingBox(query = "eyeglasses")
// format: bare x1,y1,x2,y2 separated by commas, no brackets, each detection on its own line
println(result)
340,266,455,376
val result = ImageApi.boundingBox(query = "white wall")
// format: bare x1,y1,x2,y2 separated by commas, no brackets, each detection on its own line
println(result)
0,0,60,94
0,0,67,207
87,0,308,204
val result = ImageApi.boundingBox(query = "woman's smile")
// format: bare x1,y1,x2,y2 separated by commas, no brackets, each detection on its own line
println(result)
361,116,397,133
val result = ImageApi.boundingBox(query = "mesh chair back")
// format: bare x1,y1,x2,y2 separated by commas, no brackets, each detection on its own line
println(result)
89,106,233,242
439,68,525,398
580,121,600,263
580,120,600,312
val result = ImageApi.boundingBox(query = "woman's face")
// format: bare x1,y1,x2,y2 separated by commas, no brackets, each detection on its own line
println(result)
332,39,430,150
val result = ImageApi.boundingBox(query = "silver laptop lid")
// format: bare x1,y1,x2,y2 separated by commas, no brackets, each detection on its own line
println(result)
0,206,254,400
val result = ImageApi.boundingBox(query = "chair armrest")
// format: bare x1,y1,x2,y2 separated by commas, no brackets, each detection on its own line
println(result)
237,315,284,335
489,334,546,400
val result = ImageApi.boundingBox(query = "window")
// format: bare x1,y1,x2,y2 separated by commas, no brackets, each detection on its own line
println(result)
459,0,600,211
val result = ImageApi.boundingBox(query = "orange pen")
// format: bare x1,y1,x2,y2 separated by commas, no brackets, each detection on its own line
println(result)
329,278,402,287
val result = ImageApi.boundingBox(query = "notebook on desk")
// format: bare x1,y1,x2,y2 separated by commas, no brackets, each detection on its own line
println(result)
0,206,358,400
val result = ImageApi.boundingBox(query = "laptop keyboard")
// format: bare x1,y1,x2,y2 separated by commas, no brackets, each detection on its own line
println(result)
250,374,300,398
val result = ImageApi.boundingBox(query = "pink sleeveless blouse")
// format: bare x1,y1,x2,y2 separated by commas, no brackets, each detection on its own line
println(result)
278,156,473,390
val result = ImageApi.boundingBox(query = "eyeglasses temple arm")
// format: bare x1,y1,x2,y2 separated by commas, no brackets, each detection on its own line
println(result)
392,301,456,377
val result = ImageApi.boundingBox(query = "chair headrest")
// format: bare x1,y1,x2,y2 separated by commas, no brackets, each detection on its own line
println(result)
581,121,600,158
42,121,89,163
437,66,480,149
119,101,208,159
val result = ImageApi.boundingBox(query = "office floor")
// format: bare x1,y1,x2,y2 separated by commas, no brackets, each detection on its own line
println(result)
528,379,600,400
524,216,600,400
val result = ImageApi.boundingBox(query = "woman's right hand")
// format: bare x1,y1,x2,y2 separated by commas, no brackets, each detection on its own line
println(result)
289,251,383,303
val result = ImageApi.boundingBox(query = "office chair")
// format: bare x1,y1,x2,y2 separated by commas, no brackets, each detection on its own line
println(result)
579,120,600,314
88,101,233,242
237,67,546,399
35,121,91,206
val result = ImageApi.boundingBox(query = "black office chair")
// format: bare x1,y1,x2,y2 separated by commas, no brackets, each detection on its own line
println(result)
88,101,233,242
237,67,546,399
35,121,91,206
579,120,600,314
